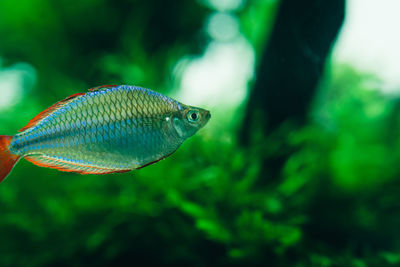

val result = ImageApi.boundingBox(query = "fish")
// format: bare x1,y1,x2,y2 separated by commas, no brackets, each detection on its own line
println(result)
0,85,211,183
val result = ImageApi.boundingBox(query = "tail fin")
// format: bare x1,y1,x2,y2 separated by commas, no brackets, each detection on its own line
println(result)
0,135,20,183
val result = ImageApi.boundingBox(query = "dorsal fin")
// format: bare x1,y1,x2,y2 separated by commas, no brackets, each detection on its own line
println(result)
88,85,118,92
19,93,85,132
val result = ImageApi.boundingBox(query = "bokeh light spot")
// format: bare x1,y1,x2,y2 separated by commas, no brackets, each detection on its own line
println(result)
175,38,254,108
205,0,244,11
207,12,240,41
0,60,36,110
333,0,400,93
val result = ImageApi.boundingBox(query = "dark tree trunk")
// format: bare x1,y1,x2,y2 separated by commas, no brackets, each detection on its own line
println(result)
239,0,345,184
241,0,345,143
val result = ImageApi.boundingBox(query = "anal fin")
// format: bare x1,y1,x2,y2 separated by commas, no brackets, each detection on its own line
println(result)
24,154,131,175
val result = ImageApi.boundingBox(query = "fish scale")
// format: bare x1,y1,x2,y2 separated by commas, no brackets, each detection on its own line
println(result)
0,85,210,182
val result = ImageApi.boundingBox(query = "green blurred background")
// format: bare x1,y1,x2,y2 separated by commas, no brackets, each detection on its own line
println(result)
1,0,399,266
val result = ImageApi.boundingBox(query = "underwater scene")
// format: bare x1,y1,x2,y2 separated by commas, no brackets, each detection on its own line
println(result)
0,0,399,266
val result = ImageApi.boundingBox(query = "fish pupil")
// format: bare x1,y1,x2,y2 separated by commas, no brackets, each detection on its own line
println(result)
191,113,197,120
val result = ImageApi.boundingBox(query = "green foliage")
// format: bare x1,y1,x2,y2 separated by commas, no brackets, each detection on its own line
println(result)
1,0,400,266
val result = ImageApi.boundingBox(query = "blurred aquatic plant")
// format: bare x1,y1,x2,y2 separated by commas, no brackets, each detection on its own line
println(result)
313,64,399,190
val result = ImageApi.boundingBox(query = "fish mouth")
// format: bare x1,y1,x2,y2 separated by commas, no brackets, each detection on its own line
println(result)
202,110,211,125
206,110,211,121
196,109,211,129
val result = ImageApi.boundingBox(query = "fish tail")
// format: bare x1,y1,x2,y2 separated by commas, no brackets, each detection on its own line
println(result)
0,135,20,183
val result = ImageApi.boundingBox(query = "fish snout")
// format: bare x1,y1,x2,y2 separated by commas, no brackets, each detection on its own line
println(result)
205,110,211,121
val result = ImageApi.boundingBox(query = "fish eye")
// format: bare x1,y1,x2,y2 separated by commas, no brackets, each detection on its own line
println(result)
187,110,200,123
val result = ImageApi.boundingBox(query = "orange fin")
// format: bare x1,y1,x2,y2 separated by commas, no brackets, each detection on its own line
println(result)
0,135,20,183
24,154,131,175
89,85,118,92
19,93,85,132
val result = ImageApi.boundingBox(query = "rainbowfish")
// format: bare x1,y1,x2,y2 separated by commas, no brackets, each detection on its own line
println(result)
0,85,211,182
